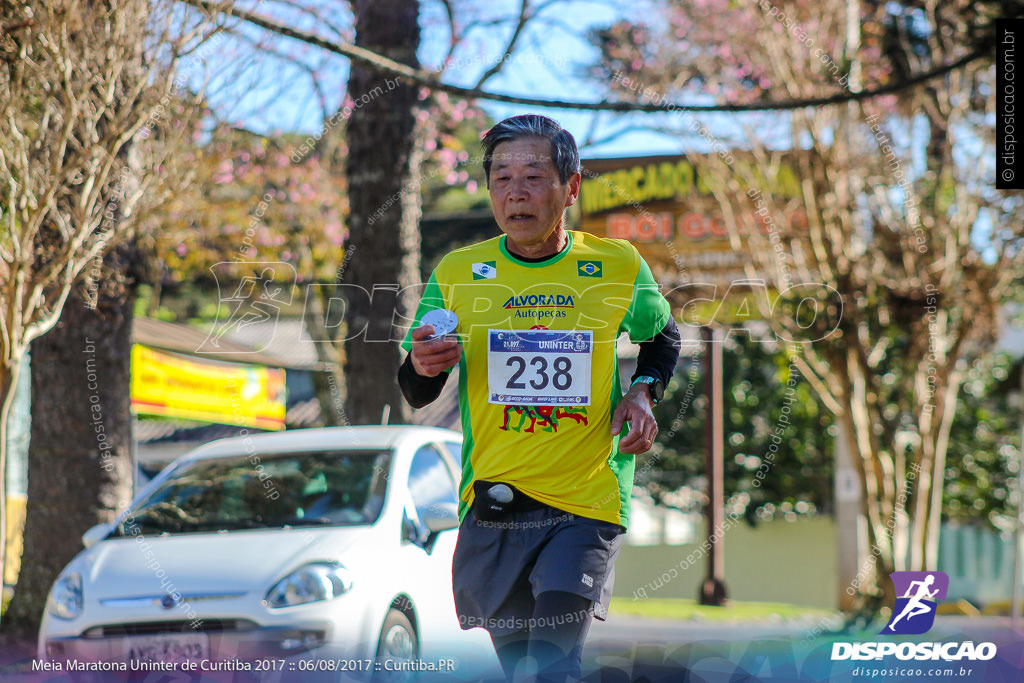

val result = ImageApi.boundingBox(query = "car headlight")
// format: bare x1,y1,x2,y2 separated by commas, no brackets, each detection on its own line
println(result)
265,563,353,609
47,572,83,620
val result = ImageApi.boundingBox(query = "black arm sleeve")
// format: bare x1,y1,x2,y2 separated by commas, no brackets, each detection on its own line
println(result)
631,316,682,387
398,354,450,409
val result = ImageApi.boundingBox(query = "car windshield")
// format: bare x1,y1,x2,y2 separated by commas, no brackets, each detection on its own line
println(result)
115,449,391,536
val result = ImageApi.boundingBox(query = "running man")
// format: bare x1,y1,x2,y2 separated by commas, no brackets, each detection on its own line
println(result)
887,574,939,631
399,115,680,682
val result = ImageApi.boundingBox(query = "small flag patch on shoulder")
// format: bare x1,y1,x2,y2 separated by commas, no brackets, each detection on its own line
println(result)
473,261,497,279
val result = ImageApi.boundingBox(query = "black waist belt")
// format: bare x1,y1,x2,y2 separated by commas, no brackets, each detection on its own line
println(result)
472,480,548,521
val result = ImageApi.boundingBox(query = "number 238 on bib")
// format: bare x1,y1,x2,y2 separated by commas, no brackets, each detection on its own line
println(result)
487,330,593,406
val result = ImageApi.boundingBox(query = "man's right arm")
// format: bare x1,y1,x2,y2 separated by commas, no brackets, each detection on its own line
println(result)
398,354,450,409
398,324,462,409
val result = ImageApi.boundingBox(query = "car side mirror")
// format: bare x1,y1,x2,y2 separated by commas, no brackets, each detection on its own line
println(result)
82,522,113,549
423,502,459,533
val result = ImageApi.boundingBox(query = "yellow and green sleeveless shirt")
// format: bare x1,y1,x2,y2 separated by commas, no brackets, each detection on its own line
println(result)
401,230,671,528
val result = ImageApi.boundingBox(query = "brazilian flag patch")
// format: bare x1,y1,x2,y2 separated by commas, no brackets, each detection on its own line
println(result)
577,260,602,277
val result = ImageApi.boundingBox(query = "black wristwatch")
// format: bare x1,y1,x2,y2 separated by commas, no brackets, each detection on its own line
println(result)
630,375,664,405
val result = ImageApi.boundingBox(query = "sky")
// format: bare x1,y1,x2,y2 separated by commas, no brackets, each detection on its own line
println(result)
186,0,1002,260
193,0,711,160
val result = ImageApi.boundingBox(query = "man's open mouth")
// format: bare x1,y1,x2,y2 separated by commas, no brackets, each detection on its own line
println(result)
508,213,534,221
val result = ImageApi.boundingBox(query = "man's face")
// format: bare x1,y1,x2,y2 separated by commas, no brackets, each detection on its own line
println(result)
488,137,581,250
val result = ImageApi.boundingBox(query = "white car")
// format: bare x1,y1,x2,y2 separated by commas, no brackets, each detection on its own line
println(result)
39,426,498,681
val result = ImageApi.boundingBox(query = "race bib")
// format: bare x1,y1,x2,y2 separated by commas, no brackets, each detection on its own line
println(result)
487,330,592,406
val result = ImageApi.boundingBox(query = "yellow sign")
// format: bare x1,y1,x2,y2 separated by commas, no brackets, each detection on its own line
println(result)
580,155,808,325
131,345,286,430
581,156,801,215
6,493,25,586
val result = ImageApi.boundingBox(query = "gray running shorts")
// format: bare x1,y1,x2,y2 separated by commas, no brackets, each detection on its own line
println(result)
452,502,624,636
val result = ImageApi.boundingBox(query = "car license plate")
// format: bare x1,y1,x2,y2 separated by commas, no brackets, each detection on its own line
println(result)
123,632,209,665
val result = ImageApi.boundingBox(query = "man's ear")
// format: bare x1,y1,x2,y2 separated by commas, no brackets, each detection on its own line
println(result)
564,171,582,208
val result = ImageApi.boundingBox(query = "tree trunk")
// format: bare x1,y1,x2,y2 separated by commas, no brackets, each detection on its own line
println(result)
303,285,349,426
2,254,136,639
0,353,25,618
343,0,422,426
910,366,962,571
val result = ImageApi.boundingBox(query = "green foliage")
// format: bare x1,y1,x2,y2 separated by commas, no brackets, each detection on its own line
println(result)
609,597,836,623
643,336,1021,532
643,335,834,525
945,353,1019,530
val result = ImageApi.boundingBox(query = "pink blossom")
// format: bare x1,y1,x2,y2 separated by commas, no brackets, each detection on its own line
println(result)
466,180,478,194
438,148,457,167
324,220,344,246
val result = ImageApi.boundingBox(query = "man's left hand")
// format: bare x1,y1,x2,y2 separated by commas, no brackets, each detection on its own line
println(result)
611,385,658,454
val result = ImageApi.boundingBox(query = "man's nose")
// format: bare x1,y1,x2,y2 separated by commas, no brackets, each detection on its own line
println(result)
507,177,528,200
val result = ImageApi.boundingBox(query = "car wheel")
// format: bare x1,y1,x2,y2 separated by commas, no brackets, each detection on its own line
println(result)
372,608,418,682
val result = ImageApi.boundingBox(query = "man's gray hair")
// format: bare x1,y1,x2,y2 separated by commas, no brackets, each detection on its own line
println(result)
481,114,580,187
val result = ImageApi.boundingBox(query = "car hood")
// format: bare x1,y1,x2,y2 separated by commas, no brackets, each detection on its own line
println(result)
78,526,377,599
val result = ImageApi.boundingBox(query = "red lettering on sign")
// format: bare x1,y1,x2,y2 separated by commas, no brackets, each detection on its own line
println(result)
607,214,633,239
676,212,731,240
678,213,708,240
605,213,673,241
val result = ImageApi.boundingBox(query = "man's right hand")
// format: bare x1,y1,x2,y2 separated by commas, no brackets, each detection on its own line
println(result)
409,325,462,377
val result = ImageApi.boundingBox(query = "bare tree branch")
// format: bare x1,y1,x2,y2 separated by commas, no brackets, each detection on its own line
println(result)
182,0,990,113
472,0,530,89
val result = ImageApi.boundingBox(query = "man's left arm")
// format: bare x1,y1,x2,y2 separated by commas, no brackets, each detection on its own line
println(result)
631,315,681,391
612,250,680,453
612,316,681,454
